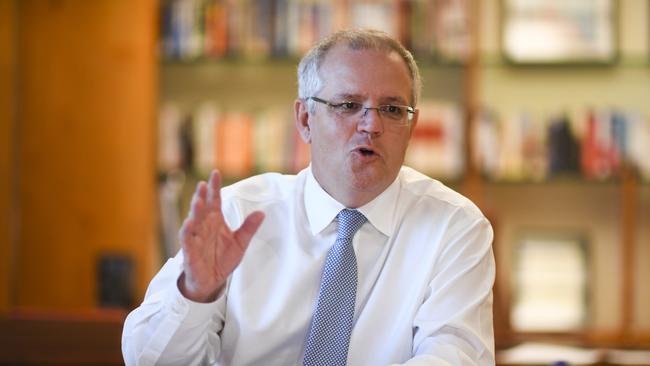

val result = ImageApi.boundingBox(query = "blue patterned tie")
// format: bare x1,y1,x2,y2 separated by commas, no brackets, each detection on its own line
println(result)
303,209,367,366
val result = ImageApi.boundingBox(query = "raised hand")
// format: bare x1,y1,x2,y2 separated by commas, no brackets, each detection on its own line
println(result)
178,170,265,303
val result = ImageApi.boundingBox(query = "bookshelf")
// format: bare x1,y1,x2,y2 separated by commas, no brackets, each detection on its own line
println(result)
157,0,474,258
157,0,650,351
477,0,650,349
158,0,471,183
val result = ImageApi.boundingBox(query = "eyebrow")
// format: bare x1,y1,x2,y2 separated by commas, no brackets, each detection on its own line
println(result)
382,96,409,105
332,93,409,105
332,93,364,101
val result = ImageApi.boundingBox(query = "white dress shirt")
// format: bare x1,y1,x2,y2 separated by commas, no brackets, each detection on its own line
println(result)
122,166,495,366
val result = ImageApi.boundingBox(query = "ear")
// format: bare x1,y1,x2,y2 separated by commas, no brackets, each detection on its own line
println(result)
294,99,311,143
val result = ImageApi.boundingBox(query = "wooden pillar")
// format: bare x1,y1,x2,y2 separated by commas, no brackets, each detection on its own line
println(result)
620,165,637,341
0,0,17,315
14,0,159,309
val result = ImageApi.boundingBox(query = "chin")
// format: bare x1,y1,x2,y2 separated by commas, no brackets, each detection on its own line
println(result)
348,169,388,193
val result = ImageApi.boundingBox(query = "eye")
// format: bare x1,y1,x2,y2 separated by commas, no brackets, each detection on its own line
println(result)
335,101,362,113
385,105,400,113
381,105,404,118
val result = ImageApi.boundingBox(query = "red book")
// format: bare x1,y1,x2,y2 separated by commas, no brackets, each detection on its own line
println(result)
217,112,254,178
288,128,310,173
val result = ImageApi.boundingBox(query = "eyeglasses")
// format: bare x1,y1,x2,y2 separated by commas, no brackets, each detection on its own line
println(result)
308,96,415,125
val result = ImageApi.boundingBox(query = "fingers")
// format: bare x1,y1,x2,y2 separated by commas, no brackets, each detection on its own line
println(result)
179,217,195,250
179,217,206,270
181,170,223,250
196,179,208,201
189,183,208,222
206,170,222,211
234,211,265,249
189,170,219,222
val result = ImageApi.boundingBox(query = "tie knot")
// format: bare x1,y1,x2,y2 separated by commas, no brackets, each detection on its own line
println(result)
336,209,367,239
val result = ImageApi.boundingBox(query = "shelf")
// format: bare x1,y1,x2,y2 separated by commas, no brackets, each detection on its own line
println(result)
160,60,467,107
482,176,627,187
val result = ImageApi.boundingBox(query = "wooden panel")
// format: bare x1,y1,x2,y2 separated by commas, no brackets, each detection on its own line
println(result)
15,0,159,309
0,0,16,315
621,166,638,337
0,308,126,365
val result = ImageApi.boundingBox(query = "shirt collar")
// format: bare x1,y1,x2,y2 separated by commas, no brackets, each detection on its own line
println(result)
304,166,400,237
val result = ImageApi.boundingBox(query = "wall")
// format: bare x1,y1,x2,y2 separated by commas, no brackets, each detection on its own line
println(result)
12,0,159,309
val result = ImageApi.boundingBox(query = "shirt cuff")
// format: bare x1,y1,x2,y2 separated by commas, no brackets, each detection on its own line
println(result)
165,276,227,328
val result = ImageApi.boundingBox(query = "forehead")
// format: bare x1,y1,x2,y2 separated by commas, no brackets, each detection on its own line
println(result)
318,45,412,102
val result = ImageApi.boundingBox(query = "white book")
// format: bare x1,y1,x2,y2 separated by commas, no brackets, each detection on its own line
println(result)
254,107,291,173
158,102,184,172
192,102,220,176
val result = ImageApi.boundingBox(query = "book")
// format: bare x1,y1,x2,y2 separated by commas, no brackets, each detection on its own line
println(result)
405,100,464,180
496,112,527,181
471,108,500,179
548,115,580,176
253,107,292,172
203,0,229,58
217,111,255,177
192,102,220,176
626,111,650,180
287,127,310,173
158,102,185,173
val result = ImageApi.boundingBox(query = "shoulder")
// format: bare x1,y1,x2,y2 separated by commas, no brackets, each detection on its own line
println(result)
219,171,304,227
221,171,301,205
398,166,485,221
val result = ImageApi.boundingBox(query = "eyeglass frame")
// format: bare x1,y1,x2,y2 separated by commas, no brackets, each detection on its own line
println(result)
307,96,416,125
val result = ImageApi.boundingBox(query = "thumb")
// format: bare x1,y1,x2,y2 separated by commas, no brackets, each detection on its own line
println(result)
234,211,265,247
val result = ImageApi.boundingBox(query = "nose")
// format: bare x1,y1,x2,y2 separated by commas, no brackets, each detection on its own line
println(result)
358,107,384,136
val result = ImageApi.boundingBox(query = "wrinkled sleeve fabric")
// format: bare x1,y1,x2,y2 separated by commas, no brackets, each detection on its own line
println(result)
121,252,228,366
393,216,496,366
122,197,244,366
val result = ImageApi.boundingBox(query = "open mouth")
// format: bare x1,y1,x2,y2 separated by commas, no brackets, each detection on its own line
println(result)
356,147,377,157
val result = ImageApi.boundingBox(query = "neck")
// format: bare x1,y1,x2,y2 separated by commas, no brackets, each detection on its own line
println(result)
331,189,376,209
311,171,390,209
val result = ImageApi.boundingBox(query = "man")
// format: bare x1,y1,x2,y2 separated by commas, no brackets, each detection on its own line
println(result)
122,29,495,365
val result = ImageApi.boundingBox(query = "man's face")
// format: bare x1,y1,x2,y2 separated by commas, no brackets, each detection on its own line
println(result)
296,45,418,207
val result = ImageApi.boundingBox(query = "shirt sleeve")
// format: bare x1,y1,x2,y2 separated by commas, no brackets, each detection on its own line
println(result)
392,216,496,366
121,252,228,366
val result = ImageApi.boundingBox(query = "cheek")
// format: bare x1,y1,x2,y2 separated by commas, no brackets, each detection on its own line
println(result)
309,124,340,158
390,133,411,154
314,121,351,147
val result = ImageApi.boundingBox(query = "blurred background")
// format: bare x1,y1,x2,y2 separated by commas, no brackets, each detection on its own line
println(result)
1,0,649,365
